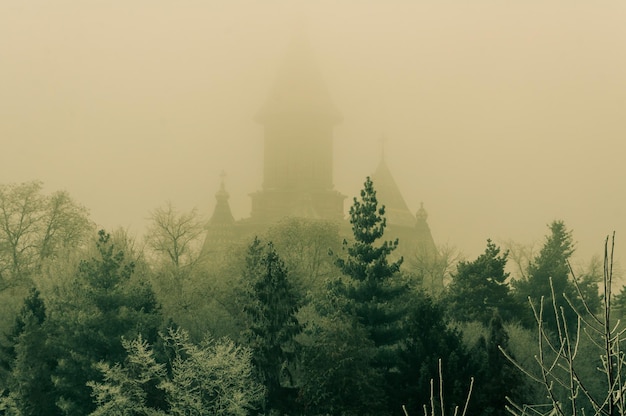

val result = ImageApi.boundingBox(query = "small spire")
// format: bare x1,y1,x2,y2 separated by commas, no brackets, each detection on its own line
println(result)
209,170,235,225
216,170,229,199
416,202,428,222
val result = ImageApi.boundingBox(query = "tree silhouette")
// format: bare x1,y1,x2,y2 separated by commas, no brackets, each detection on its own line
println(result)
242,238,302,414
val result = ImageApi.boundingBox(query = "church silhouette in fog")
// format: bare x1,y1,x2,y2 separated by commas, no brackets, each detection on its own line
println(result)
202,32,438,287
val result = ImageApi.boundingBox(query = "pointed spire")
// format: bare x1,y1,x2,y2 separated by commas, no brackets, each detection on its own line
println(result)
215,170,229,199
371,145,416,228
416,202,428,222
256,28,341,125
413,201,436,265
208,171,235,226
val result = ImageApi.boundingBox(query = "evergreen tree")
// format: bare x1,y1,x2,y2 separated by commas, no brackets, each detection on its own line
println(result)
471,312,528,416
299,278,386,416
1,287,47,376
334,176,405,350
0,288,57,416
242,239,303,414
513,221,598,330
527,221,574,298
446,240,519,324
613,285,626,321
332,177,409,414
392,292,473,416
50,230,163,416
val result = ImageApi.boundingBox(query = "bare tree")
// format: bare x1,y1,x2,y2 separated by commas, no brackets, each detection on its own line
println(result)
265,217,342,294
501,239,538,282
39,190,92,260
144,202,206,326
0,181,90,286
410,243,463,295
145,202,204,270
402,359,474,416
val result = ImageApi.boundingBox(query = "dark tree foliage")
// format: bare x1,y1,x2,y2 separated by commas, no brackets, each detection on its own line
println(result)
334,176,406,350
470,312,529,416
242,238,303,414
299,278,387,416
613,285,626,321
1,287,47,374
391,292,474,416
330,177,414,415
49,230,163,416
298,312,386,416
445,240,519,324
0,288,57,416
525,221,574,297
513,221,599,330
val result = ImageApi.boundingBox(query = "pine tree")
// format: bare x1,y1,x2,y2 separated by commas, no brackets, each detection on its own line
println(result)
527,221,574,298
471,312,528,416
299,278,387,416
0,288,57,416
446,240,519,324
1,287,47,374
334,176,405,349
50,230,163,415
392,292,472,416
242,239,302,414
332,177,409,414
513,221,597,330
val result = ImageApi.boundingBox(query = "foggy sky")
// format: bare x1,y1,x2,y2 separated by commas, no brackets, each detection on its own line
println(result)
1,1,625,271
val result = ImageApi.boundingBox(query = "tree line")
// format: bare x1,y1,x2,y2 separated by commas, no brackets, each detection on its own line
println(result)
0,179,620,415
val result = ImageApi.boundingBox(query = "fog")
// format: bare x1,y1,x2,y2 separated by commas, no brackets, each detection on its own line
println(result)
1,1,624,268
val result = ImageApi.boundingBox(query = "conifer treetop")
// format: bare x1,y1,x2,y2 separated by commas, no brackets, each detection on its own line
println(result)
336,177,403,283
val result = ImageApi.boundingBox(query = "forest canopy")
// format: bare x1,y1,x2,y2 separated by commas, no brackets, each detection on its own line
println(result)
0,180,617,416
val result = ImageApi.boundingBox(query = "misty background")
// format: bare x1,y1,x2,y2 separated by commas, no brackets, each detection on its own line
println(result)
1,1,624,270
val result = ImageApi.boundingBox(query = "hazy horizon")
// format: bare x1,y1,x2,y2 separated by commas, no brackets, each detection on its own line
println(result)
2,1,624,272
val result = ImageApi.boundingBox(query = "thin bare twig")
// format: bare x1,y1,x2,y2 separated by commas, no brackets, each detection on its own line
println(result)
504,233,624,416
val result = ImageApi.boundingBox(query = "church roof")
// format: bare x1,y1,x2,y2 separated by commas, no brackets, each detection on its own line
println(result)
371,157,416,228
256,30,341,125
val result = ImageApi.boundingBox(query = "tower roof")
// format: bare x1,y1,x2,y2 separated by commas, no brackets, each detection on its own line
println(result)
371,157,416,228
256,30,341,125
416,202,428,223
208,174,235,226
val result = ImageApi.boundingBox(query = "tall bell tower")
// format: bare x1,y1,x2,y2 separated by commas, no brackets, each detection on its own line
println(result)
249,31,345,222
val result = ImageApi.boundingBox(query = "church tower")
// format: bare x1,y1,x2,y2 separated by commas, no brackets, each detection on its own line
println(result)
202,173,236,257
249,31,345,223
202,35,440,294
